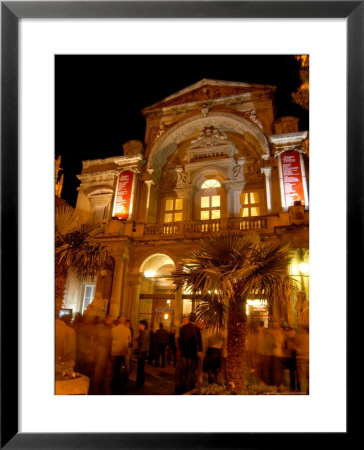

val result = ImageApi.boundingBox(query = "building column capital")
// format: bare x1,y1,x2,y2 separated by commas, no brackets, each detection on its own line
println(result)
223,180,245,193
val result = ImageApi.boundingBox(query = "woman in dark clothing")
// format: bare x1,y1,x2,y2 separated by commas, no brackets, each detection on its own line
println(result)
136,320,149,388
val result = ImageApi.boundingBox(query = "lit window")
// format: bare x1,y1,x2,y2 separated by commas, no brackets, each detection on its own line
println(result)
201,179,221,189
175,198,183,210
199,179,222,221
201,210,210,220
211,210,220,220
201,196,210,208
82,284,96,313
164,213,173,223
164,198,183,223
165,199,174,211
240,191,262,217
211,195,220,207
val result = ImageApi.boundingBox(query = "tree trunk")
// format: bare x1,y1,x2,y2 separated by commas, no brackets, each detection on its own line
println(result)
226,298,247,391
55,265,67,318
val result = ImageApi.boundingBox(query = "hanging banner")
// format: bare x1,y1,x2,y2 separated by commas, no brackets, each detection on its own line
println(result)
113,171,134,219
281,151,305,206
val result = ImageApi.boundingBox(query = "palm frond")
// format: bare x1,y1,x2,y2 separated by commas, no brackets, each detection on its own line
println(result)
55,205,113,279
195,297,227,330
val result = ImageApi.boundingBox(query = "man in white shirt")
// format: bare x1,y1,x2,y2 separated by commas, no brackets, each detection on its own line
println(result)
111,317,131,391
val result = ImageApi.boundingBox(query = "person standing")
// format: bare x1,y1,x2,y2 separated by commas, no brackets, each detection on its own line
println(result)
135,320,149,388
91,315,114,395
155,323,169,368
284,326,297,391
270,321,285,387
175,314,202,394
167,328,177,366
294,324,309,394
205,327,226,384
147,325,156,365
111,317,131,391
125,319,134,375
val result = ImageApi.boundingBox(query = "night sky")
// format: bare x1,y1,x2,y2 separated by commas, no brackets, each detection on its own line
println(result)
56,55,308,206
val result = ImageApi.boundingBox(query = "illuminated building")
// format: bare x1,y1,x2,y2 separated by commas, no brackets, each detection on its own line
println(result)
61,79,309,328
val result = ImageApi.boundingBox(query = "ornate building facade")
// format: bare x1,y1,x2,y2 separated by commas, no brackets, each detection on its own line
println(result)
62,79,309,329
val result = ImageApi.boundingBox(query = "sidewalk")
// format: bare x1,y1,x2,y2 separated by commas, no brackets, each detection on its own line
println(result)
114,359,176,395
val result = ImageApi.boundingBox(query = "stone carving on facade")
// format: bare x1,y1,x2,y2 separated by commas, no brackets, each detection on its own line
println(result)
156,123,166,138
232,161,244,181
243,158,263,181
200,104,209,117
122,140,144,156
175,166,190,187
191,126,228,148
160,169,177,189
147,113,270,185
242,109,264,131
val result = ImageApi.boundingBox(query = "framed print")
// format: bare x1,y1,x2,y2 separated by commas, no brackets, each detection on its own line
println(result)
1,1,360,448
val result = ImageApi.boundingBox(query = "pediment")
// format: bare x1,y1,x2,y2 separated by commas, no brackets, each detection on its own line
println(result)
143,79,275,113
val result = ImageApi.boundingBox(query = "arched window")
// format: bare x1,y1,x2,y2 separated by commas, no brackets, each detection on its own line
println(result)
200,178,222,220
201,179,221,189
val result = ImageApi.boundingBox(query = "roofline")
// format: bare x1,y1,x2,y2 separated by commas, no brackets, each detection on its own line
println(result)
142,78,276,114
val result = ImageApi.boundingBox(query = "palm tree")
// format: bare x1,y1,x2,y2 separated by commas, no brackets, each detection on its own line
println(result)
55,204,113,317
172,233,294,390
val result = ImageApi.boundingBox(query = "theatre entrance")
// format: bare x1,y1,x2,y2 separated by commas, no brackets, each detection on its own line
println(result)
138,253,177,330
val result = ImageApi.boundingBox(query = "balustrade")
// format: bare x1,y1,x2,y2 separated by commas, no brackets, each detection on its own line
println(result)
142,216,269,237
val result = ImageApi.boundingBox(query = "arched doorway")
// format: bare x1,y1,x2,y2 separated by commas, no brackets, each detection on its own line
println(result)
139,254,176,330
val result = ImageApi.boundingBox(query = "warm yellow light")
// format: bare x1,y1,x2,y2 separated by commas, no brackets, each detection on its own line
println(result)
167,300,171,305
299,262,309,275
144,270,156,278
164,314,169,320
246,299,267,315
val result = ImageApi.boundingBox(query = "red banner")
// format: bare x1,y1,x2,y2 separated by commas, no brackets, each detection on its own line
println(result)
281,151,305,206
113,171,133,219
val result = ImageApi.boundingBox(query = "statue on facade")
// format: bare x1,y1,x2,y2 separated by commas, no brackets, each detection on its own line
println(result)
122,140,144,156
83,292,108,319
295,291,309,327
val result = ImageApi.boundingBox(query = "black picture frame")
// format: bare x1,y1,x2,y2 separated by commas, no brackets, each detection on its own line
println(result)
1,1,359,448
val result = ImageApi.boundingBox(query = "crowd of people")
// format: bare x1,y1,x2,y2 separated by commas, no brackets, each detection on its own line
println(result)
55,312,309,395
246,321,309,393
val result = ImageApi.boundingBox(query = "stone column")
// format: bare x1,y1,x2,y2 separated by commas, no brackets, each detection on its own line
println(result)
126,273,142,331
109,250,127,318
261,167,273,213
224,180,245,217
176,184,195,222
144,180,154,220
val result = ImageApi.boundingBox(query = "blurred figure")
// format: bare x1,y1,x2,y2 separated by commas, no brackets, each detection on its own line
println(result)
205,327,226,385
294,324,309,394
135,320,149,388
155,323,169,368
75,315,95,378
125,319,134,375
167,328,177,366
91,315,114,395
257,321,274,385
284,326,297,391
194,320,204,385
111,316,131,392
55,316,76,365
148,325,156,365
175,314,202,394
270,321,285,387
